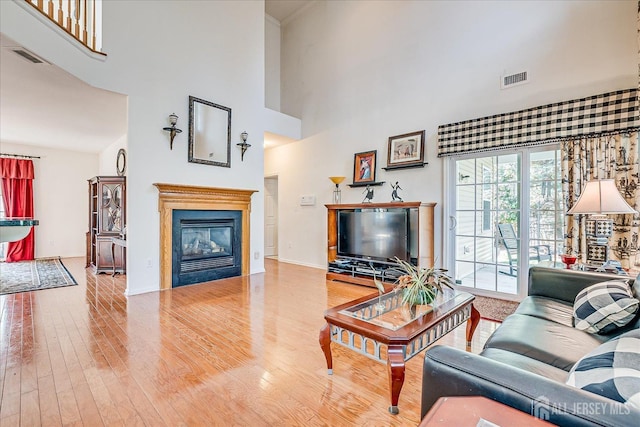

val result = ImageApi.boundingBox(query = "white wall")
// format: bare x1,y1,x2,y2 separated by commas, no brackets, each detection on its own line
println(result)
0,142,98,259
267,0,638,269
264,138,331,268
265,14,281,111
99,135,127,176
1,0,266,294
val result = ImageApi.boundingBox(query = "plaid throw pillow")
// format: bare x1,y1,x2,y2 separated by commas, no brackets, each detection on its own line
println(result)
567,329,640,411
573,280,639,334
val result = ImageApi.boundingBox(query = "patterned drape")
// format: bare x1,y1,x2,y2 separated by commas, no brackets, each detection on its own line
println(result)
561,132,639,269
437,89,639,157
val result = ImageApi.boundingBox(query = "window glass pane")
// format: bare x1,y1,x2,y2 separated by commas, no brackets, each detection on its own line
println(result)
497,259,513,271
456,185,475,210
475,263,497,291
530,150,557,181
475,237,496,263
497,184,519,210
456,236,474,261
455,261,475,288
476,158,495,183
530,210,556,241
478,199,494,234
497,154,519,183
456,211,476,236
478,182,494,212
530,180,556,210
475,208,494,237
457,159,475,183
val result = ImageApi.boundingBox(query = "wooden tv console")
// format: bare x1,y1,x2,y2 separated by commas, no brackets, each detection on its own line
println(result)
325,201,435,287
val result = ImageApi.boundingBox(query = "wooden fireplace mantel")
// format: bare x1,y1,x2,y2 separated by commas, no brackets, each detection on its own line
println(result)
154,183,258,290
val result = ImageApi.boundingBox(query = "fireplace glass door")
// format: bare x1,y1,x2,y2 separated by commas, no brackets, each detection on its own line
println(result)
172,210,242,287
181,222,233,266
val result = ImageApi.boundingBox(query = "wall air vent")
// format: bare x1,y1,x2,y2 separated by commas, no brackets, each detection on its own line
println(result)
10,48,49,64
501,71,528,89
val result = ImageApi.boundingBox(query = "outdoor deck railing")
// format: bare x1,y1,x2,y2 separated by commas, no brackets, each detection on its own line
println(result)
25,0,103,54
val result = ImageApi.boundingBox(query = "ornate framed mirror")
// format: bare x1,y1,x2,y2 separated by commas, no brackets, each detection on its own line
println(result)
116,148,126,176
188,96,231,168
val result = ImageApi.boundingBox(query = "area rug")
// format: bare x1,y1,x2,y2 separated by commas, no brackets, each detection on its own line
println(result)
472,295,520,322
0,257,78,295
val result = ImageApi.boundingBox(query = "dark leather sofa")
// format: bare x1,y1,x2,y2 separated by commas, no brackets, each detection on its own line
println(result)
421,266,640,427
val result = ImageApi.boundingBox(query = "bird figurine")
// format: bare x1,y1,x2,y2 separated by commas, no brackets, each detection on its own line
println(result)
362,186,374,203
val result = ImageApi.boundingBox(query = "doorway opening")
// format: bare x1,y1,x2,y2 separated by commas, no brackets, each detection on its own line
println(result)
449,147,564,299
264,176,279,259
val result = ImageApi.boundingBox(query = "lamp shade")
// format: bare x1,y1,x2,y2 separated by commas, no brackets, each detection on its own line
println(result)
329,176,346,186
567,179,637,215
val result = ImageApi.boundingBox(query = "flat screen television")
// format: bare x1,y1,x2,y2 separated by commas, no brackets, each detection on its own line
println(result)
337,208,411,263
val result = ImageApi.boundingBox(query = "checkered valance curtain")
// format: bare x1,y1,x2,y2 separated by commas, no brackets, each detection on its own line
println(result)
437,88,639,157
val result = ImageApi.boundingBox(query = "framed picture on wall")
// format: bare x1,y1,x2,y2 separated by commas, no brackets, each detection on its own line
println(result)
353,150,377,184
386,130,425,169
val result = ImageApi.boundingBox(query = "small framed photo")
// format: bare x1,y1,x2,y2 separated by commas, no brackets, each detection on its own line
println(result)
353,150,377,184
386,130,425,169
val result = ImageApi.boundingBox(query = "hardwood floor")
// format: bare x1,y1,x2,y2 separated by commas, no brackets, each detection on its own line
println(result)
0,258,499,426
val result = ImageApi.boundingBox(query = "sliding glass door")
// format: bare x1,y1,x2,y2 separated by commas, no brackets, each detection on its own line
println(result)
449,147,564,298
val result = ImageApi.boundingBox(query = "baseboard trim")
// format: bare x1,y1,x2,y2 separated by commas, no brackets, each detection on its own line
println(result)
275,258,325,270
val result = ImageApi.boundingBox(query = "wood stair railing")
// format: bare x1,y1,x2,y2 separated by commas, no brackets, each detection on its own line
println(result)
25,0,104,55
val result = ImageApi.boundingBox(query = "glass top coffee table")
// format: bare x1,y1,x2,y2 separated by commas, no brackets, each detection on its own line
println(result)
319,288,480,414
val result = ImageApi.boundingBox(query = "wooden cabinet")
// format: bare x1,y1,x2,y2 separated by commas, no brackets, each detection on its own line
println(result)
87,176,126,274
325,201,435,287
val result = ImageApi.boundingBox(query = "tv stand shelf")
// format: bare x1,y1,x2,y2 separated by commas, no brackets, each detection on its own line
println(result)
328,259,404,286
325,201,436,288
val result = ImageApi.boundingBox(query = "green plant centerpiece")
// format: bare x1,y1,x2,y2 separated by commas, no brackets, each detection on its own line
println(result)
392,257,454,306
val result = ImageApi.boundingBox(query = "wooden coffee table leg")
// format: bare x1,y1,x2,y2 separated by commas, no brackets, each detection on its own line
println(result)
319,323,333,374
387,345,405,414
466,303,480,347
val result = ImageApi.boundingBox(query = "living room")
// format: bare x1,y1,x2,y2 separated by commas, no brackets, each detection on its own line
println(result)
1,1,636,295
0,0,638,425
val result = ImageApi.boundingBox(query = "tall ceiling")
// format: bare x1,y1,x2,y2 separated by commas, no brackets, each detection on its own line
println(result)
1,2,311,155
0,33,127,153
265,0,312,23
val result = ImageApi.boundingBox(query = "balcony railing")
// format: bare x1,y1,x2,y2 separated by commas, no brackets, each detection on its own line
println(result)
25,0,103,54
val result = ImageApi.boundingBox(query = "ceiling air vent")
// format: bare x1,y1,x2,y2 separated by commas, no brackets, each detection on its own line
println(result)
501,71,528,89
11,48,49,64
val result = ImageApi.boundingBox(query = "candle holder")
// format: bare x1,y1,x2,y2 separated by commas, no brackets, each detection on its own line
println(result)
237,131,251,161
162,113,182,150
329,176,346,204
560,254,578,269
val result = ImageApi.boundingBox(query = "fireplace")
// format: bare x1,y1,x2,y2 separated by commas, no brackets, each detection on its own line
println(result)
154,183,257,291
172,210,242,287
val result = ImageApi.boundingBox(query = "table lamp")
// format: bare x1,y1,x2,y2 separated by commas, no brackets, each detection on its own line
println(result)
567,179,637,265
329,176,346,204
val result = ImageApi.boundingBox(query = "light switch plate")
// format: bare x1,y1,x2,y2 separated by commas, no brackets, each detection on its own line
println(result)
300,195,316,206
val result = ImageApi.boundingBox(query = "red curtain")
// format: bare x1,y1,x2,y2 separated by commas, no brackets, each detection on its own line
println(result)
0,158,35,262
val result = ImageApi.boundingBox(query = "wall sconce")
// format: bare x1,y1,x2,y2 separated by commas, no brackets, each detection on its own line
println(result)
162,113,182,150
237,131,251,161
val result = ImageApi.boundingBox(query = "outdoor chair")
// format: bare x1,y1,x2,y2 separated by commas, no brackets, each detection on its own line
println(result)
497,223,553,276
